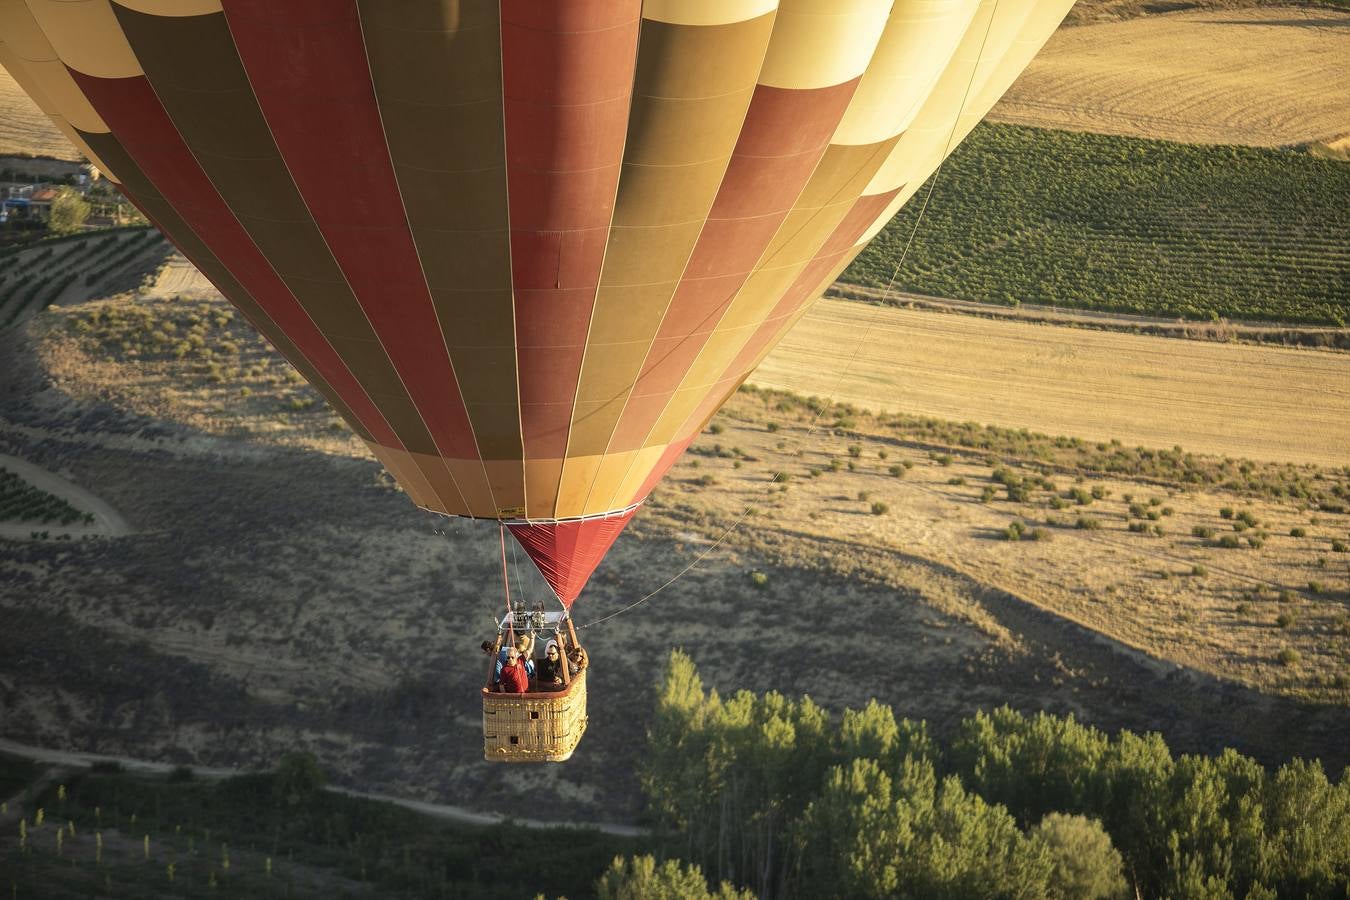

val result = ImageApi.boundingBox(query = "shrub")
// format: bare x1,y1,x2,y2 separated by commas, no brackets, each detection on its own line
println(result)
1004,521,1026,541
871,501,890,516
1290,527,1306,538
1246,536,1263,549
979,486,997,503
1220,507,1235,519
857,491,870,502
598,856,754,900
1090,485,1109,500
888,465,905,478
1050,495,1069,510
1192,526,1216,539
697,474,717,486
708,423,724,435
1075,517,1101,530
1277,648,1300,667
936,454,953,466
1216,535,1242,549
1029,813,1128,900
847,444,862,458
749,571,768,589
1129,503,1147,518
1307,581,1324,594
1332,539,1347,553
1191,565,1207,577
766,422,779,432
948,476,966,485
1029,527,1049,542
1128,521,1149,533
1238,510,1259,527
1275,612,1294,629
1161,506,1174,517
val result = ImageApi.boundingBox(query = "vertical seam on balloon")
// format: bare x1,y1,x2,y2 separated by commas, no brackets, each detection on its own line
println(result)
578,5,780,518
597,5,880,515
214,1,453,512
351,0,474,516
84,8,406,463
555,2,646,522
498,0,526,522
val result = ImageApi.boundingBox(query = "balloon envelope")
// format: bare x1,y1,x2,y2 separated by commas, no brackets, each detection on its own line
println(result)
1,0,1073,605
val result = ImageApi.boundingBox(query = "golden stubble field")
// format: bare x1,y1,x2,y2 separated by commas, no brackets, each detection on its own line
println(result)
755,299,1350,469
0,68,76,161
990,6,1350,147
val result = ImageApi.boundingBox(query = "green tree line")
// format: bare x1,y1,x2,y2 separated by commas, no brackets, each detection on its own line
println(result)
639,651,1350,899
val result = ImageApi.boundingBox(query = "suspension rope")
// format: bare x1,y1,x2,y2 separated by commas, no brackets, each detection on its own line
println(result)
498,523,515,646
580,0,1005,629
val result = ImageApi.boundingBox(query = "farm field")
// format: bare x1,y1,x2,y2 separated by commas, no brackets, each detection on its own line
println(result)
754,299,1350,468
843,124,1350,325
992,6,1350,148
0,68,76,161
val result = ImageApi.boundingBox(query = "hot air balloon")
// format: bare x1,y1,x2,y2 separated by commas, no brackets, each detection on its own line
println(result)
1,0,1075,761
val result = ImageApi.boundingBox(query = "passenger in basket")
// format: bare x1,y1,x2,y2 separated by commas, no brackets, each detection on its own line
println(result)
493,634,535,684
535,639,566,691
567,645,588,677
498,647,530,693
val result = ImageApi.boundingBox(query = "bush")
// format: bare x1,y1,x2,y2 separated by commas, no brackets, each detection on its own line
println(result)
888,465,905,478
1290,527,1306,538
1238,510,1259,527
1192,526,1216,539
1128,521,1149,533
1277,648,1300,667
1030,813,1127,900
980,486,997,503
1220,507,1235,519
598,856,754,900
1275,612,1294,629
1191,565,1207,577
1307,581,1324,594
1004,521,1026,541
1216,535,1242,549
749,571,768,589
1070,488,1094,506
871,501,890,516
847,444,862,458
707,423,724,435
1332,540,1347,553
1075,517,1102,530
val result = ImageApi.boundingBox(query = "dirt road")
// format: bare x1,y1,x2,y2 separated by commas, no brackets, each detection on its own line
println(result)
0,452,130,539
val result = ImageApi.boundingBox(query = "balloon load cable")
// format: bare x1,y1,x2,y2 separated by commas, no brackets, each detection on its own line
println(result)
578,0,1005,630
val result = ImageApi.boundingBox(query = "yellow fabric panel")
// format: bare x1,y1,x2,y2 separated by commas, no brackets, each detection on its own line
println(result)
112,0,221,14
0,42,116,172
832,0,981,145
856,0,1073,243
0,1,106,132
25,0,141,78
607,444,668,513
642,0,777,26
555,455,607,520
757,0,891,90
582,450,645,517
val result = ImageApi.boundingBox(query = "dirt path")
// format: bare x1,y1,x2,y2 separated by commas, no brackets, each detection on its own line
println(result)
752,299,1350,467
0,452,130,539
0,738,644,837
989,7,1350,147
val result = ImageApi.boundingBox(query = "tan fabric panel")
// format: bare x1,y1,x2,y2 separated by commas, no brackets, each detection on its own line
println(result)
0,41,116,174
360,0,521,466
524,458,565,520
563,12,774,467
112,0,221,14
642,0,777,26
367,445,442,512
556,454,607,520
0,0,107,132
833,0,981,145
610,444,669,514
443,457,497,516
757,0,891,90
25,0,141,78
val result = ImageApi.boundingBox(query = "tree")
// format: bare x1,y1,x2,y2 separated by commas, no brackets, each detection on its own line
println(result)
596,856,754,900
47,187,90,235
274,751,326,808
1030,813,1128,900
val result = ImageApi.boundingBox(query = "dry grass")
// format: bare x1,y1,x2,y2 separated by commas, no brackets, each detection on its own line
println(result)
0,68,77,161
754,299,1350,468
990,7,1350,147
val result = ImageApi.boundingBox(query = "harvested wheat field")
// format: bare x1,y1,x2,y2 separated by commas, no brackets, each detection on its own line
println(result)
754,300,1350,468
989,6,1350,147
0,68,76,161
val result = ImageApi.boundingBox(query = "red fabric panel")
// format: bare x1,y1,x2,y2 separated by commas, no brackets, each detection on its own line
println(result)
221,0,479,459
70,69,401,448
507,505,638,607
501,0,640,460
610,80,858,450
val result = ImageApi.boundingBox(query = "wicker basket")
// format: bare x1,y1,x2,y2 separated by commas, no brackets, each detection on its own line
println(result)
482,667,588,763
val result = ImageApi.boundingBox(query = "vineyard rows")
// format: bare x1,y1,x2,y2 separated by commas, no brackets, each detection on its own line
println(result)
0,467,90,526
0,227,160,329
845,125,1350,325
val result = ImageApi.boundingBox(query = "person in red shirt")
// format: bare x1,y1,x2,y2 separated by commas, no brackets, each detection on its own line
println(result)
497,646,531,694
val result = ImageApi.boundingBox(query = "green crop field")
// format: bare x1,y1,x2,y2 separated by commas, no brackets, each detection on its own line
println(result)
844,124,1350,326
